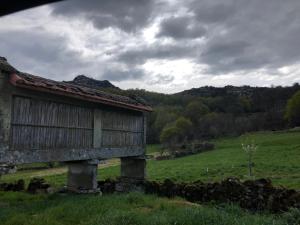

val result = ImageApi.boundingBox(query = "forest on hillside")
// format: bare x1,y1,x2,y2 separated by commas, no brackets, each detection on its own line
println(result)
69,76,300,145
126,83,300,144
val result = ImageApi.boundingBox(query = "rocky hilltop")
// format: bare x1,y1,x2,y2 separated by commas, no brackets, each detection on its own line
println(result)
66,75,119,90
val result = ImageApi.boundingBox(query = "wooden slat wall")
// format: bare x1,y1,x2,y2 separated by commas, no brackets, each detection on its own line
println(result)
101,110,144,147
10,96,93,150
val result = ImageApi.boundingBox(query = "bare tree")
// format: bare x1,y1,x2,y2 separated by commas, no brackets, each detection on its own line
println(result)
241,139,258,177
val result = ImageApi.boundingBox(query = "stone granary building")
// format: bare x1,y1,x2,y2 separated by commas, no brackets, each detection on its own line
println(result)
0,57,152,192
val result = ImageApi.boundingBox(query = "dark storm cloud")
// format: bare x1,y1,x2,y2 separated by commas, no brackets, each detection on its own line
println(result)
0,28,88,79
203,41,250,59
51,0,156,32
33,0,300,76
3,0,300,87
0,27,146,82
187,0,300,74
157,16,206,39
199,40,265,73
190,0,237,23
117,43,197,65
101,67,145,81
201,43,272,73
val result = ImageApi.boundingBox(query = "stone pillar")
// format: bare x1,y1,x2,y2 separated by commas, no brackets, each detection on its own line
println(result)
67,160,99,193
116,157,146,192
121,157,146,179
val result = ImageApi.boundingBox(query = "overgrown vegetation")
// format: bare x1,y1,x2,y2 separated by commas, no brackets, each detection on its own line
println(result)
285,90,300,126
1,192,300,225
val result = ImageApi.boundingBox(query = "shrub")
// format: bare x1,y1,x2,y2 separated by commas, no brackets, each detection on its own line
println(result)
285,90,300,126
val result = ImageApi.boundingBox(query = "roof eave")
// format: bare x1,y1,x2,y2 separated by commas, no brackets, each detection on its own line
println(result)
9,73,153,112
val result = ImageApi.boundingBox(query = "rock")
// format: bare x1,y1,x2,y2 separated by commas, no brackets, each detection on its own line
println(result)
0,179,25,191
0,164,17,175
27,178,51,194
115,177,144,193
155,155,172,160
142,177,300,213
68,75,118,89
98,179,116,194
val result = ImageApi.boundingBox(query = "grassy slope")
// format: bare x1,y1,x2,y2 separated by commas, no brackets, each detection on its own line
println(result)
1,131,300,224
104,130,300,188
146,130,300,189
2,131,300,189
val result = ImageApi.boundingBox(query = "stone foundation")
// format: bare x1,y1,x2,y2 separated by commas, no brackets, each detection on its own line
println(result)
66,157,146,193
116,157,146,192
67,160,99,193
0,164,16,176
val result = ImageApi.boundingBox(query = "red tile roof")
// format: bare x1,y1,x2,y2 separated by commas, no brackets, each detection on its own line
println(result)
9,72,152,112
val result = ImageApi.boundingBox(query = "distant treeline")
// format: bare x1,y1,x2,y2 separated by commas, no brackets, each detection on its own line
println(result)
122,83,300,144
75,79,300,144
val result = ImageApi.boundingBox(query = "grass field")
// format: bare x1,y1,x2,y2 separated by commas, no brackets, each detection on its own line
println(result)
2,130,300,189
1,191,300,225
1,130,300,224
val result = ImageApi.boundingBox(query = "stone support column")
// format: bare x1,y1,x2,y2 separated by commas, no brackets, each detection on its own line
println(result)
67,160,99,193
116,156,146,192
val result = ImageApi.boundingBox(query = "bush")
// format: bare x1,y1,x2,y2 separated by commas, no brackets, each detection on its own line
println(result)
285,90,300,126
160,117,192,153
160,126,180,150
156,141,215,160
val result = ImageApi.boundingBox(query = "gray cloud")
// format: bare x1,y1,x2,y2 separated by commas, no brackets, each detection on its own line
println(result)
51,0,156,32
200,40,261,73
157,16,206,39
117,43,197,65
25,0,300,76
101,67,145,81
0,27,147,83
0,28,88,80
147,74,174,85
190,0,237,24
203,41,250,59
2,0,300,91
187,0,300,74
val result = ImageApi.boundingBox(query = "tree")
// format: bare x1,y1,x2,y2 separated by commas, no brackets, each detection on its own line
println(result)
239,96,252,113
160,116,193,153
175,117,193,140
185,101,209,124
160,126,180,151
154,108,177,132
285,90,300,126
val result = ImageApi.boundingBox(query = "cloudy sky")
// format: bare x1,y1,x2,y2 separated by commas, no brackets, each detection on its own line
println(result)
1,0,300,93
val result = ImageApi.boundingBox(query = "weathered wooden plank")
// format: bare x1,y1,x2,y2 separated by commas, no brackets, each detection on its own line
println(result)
10,96,94,151
93,109,102,148
99,108,144,147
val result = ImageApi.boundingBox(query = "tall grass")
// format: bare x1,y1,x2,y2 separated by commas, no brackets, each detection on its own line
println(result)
0,192,299,225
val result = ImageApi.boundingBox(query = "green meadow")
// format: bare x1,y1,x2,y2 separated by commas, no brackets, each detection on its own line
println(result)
1,130,300,225
3,130,300,189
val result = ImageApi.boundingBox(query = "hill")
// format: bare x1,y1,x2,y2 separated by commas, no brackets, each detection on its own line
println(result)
125,84,300,143
66,75,119,89
64,75,300,144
